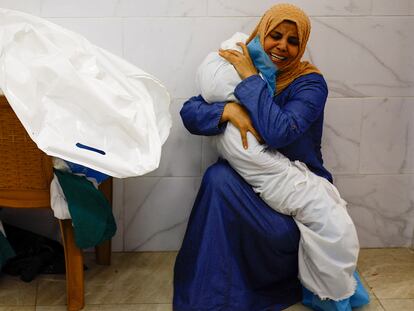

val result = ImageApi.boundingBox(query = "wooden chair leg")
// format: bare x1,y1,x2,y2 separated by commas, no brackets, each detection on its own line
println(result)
95,239,111,265
59,219,85,311
96,178,112,265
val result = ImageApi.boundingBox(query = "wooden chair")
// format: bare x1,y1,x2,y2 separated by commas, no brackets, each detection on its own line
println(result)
0,95,112,311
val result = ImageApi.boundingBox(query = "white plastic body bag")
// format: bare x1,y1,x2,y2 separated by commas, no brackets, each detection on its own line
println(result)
0,9,171,178
197,33,360,301
196,32,247,103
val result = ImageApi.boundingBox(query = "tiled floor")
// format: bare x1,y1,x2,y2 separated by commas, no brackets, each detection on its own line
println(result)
0,249,412,311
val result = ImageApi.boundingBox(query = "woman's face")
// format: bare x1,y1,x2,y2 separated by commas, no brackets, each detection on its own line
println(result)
263,21,299,69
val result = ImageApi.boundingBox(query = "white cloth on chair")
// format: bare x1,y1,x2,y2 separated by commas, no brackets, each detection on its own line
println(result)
0,221,5,236
50,174,71,220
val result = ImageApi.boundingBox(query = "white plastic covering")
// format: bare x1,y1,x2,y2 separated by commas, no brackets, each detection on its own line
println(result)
0,9,171,178
196,32,248,103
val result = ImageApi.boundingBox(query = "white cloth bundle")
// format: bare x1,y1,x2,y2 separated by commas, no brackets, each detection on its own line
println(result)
197,33,360,300
50,174,71,220
0,9,171,178
196,32,247,103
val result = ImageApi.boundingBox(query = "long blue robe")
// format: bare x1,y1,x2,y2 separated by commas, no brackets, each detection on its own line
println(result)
174,73,330,311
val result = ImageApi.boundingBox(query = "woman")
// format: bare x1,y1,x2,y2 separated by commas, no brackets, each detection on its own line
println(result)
174,4,368,311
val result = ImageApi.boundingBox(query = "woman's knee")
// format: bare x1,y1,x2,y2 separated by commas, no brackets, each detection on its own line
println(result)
203,159,239,190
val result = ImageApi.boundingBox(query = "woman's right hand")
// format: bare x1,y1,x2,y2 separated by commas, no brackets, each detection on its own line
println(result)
220,102,263,149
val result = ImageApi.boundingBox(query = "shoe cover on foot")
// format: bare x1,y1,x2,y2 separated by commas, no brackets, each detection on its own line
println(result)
302,287,351,311
302,271,369,311
350,271,370,308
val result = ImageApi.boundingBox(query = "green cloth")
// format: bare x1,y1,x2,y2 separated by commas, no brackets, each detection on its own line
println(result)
0,231,15,268
55,170,116,249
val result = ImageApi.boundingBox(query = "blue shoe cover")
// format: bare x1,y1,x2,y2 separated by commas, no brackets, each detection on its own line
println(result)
302,286,351,311
302,271,370,311
350,271,370,308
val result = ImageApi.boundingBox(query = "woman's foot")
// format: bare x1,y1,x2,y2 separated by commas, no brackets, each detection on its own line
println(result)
302,271,370,311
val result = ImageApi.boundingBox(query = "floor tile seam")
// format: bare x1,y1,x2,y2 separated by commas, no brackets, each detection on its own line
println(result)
365,279,414,301
377,298,414,311
357,268,383,302
34,302,172,307
34,302,172,306
373,294,414,300
378,298,414,300
6,281,38,306
376,299,387,311
0,304,36,308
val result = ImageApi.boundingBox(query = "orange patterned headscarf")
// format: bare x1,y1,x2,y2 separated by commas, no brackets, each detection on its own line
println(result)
246,3,321,94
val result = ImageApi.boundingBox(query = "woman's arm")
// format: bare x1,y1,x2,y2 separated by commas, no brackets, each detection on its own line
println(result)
234,74,328,149
180,95,227,136
181,42,261,144
180,95,263,148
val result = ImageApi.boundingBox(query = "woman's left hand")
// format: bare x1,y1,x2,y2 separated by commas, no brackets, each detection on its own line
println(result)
219,42,258,80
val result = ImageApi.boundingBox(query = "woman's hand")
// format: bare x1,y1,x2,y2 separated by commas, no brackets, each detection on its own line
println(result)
220,102,263,149
219,42,258,80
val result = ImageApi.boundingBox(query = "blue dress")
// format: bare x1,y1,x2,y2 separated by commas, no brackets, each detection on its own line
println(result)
174,74,367,310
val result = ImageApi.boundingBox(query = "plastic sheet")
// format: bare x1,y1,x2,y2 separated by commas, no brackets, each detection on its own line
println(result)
0,9,171,178
196,32,248,103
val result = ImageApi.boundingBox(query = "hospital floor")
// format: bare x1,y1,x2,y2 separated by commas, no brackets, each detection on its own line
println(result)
0,248,412,311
